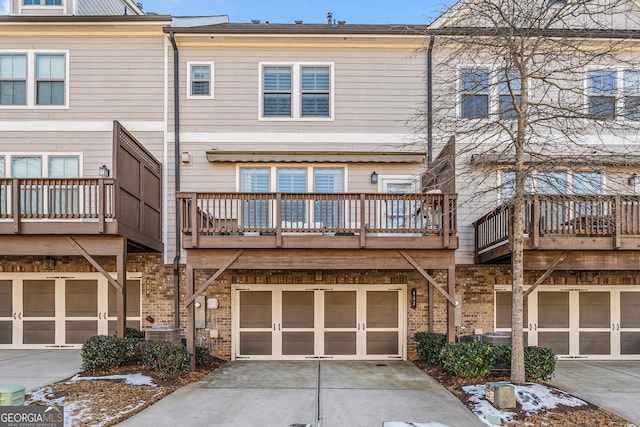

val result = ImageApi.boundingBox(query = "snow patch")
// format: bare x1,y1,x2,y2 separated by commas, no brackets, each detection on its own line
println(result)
462,382,587,426
68,373,157,386
383,423,453,427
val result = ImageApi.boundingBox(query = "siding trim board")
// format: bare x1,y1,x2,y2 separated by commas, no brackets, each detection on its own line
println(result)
206,151,425,163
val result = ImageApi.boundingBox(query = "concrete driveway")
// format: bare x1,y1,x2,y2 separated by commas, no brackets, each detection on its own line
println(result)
117,360,484,427
0,349,81,392
548,360,640,425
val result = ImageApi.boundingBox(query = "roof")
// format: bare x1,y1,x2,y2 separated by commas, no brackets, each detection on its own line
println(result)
76,0,143,16
164,22,426,35
0,15,171,23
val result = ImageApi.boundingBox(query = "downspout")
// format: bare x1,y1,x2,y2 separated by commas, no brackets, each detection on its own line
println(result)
169,31,181,329
427,33,435,167
427,33,435,332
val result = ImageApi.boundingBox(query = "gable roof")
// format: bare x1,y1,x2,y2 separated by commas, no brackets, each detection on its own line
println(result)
76,0,143,16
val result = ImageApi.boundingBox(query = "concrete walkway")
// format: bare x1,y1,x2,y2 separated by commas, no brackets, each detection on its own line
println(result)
0,349,81,392
117,360,484,427
548,360,640,425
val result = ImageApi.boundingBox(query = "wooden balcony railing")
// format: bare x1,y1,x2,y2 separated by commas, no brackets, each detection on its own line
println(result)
0,178,115,233
178,192,457,248
474,194,640,259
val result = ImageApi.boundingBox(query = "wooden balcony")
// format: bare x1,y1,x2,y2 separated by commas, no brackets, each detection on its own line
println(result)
0,177,162,252
178,192,458,250
474,194,640,264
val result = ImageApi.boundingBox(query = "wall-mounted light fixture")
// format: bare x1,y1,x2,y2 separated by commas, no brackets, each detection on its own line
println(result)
629,173,639,186
370,171,378,184
181,151,192,163
411,287,417,309
145,277,151,297
98,165,110,177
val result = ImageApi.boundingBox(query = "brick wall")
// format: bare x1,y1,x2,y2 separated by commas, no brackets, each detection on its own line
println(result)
3,254,639,360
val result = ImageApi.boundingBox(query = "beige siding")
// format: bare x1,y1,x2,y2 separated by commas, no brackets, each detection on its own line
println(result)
171,47,426,135
0,36,166,121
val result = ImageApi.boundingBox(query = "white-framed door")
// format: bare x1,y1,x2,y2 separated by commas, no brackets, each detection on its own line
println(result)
0,272,141,349
495,285,640,360
232,284,406,360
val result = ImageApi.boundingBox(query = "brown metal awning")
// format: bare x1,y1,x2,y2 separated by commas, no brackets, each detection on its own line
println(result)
206,151,425,163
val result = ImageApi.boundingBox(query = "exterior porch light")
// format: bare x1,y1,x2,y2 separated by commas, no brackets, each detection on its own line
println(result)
98,164,110,177
370,171,378,184
629,173,639,186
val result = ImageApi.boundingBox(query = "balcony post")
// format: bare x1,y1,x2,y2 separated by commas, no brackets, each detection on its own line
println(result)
360,194,366,248
98,179,105,233
276,193,282,248
191,193,199,248
443,194,450,248
532,196,539,249
12,179,19,234
614,195,621,249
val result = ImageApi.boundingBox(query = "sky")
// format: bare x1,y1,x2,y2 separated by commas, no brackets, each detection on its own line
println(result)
141,0,457,24
0,1,457,23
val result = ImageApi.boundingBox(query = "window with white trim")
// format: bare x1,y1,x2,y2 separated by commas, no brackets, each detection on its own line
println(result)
0,50,68,109
239,165,345,228
24,0,62,5
498,69,521,119
187,62,214,99
460,68,490,118
260,63,333,120
587,69,640,120
460,67,521,119
2,154,80,215
0,54,27,106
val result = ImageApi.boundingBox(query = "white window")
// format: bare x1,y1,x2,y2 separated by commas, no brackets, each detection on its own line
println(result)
3,153,80,216
0,50,69,109
24,0,62,5
586,69,640,121
573,173,602,195
187,62,214,99
260,63,334,120
498,69,521,119
460,67,521,119
0,54,27,106
239,165,345,228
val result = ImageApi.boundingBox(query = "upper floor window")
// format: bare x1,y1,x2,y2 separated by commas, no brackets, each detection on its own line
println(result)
24,0,62,5
0,54,27,105
460,68,489,118
498,69,521,119
587,70,616,119
260,63,333,120
460,67,521,119
586,69,640,121
624,71,640,120
187,62,214,99
0,50,68,109
36,54,65,105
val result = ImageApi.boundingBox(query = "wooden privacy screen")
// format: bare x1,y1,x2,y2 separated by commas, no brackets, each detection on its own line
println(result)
112,121,162,252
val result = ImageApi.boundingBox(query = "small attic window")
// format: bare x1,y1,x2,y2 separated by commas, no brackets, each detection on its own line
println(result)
24,0,62,5
549,0,565,4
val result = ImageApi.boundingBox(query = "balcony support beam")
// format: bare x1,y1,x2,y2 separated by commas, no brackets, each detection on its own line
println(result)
185,249,244,307
523,251,568,300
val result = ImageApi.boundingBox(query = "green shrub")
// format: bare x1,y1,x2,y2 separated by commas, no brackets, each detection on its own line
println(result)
81,335,124,372
440,341,495,378
195,346,212,366
524,346,556,380
493,344,512,370
121,327,146,365
124,327,145,340
144,341,190,378
413,332,447,364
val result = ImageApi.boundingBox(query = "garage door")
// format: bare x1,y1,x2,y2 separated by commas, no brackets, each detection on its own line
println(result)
0,273,141,349
232,285,406,360
495,286,640,359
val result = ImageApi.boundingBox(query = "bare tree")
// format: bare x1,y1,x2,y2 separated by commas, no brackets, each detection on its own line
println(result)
423,0,640,384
